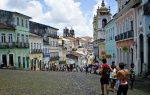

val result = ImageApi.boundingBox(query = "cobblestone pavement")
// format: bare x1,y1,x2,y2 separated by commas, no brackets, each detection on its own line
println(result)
0,69,150,95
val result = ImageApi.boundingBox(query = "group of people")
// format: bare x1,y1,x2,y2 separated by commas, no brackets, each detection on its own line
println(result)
99,59,135,95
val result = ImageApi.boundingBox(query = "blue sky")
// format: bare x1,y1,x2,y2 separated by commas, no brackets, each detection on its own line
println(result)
0,0,117,37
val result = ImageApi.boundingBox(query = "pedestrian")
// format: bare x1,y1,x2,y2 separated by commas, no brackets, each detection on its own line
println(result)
110,61,117,91
0,61,3,67
114,62,128,95
100,59,113,95
85,65,88,75
130,63,135,90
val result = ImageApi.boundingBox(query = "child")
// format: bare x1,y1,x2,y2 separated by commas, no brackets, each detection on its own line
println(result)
130,63,135,90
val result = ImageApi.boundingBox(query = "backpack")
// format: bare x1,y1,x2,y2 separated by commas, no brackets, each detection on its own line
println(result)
103,66,110,78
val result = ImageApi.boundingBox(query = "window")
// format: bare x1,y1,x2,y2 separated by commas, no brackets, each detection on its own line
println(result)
17,17,19,26
120,23,122,34
21,34,24,42
31,43,33,50
34,43,36,49
1,34,6,43
130,16,133,30
113,27,114,39
122,21,125,33
22,19,24,27
37,43,38,49
8,34,12,43
26,35,28,43
102,19,107,28
39,43,41,49
17,34,20,42
126,18,128,31
26,20,28,28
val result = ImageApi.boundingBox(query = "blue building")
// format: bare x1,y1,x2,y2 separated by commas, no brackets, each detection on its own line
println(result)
143,0,150,75
104,18,117,65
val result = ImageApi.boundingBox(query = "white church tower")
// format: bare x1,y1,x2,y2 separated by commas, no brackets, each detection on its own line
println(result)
93,0,112,61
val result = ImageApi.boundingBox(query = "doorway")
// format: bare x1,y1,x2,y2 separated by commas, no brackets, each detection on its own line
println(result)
2,55,7,67
9,54,14,67
139,34,144,73
26,57,29,68
148,37,150,75
18,56,21,68
23,57,25,68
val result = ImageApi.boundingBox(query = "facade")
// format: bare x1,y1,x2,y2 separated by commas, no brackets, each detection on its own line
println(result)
58,36,67,65
29,33,43,70
29,21,59,70
0,10,31,69
104,18,117,65
143,0,150,75
114,0,142,75
49,31,59,67
43,42,50,69
93,0,111,62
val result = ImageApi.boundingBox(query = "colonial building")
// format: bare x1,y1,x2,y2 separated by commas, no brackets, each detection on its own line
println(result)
43,42,50,69
93,0,111,62
29,21,59,69
0,9,31,69
104,18,117,65
29,33,43,70
114,0,142,75
143,0,150,76
59,36,67,65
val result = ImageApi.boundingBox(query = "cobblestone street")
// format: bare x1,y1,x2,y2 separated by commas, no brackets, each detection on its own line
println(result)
0,69,150,95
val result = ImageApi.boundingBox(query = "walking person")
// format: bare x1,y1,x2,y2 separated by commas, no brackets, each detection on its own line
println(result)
85,65,88,75
110,61,117,91
114,62,128,95
100,59,113,95
130,63,135,90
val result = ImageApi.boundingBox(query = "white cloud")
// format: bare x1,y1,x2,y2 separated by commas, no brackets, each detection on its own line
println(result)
0,0,92,37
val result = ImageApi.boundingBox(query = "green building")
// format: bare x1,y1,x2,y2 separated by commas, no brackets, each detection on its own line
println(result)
0,9,31,69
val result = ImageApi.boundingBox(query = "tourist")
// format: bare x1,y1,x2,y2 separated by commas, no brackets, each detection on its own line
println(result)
100,59,113,95
114,62,128,95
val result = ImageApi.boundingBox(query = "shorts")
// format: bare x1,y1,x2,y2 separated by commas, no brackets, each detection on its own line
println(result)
130,74,135,83
100,77,110,85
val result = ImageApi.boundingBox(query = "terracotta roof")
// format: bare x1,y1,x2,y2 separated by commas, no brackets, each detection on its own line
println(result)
0,25,15,30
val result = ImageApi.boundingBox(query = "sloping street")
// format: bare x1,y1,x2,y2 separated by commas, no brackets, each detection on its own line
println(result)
0,69,150,95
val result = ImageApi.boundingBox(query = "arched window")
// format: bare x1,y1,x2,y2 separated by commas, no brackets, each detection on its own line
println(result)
102,19,107,28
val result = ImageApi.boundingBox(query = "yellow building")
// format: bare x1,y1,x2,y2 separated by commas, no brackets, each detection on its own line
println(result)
59,36,67,64
29,33,43,70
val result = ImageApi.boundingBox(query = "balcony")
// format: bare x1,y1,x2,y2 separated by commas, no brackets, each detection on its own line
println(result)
115,30,134,41
43,53,50,57
50,56,59,61
0,42,15,48
132,0,142,8
144,1,150,15
47,33,58,38
31,49,42,54
16,42,29,48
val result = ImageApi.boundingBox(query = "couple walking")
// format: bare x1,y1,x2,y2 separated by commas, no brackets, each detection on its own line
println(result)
100,59,135,95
